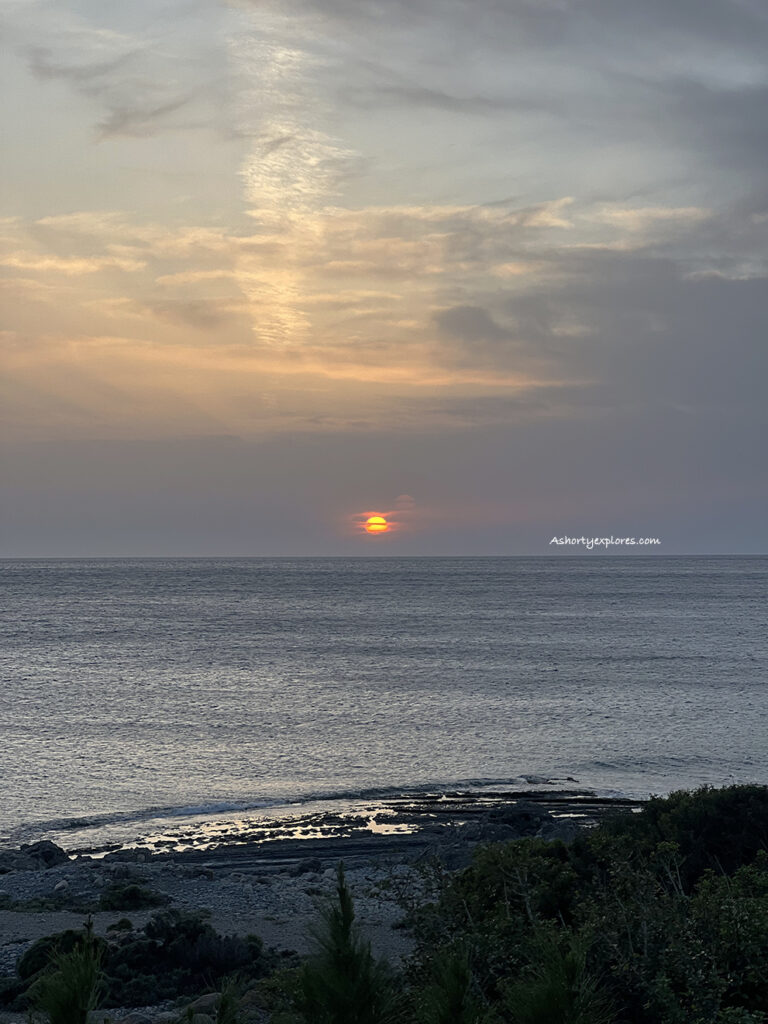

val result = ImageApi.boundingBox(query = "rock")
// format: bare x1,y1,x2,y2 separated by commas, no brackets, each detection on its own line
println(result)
538,819,580,843
121,1014,154,1024
155,1014,180,1024
486,802,545,835
0,851,28,873
53,879,70,893
293,857,322,876
189,992,221,1014
102,848,147,864
191,1014,215,1024
19,840,70,868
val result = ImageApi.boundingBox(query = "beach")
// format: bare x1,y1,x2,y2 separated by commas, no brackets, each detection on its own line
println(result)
0,788,638,1017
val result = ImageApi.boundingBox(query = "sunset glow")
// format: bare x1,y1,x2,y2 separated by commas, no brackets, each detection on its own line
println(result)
1,0,765,556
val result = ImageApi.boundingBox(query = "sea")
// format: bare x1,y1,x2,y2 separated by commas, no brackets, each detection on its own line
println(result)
1,556,766,852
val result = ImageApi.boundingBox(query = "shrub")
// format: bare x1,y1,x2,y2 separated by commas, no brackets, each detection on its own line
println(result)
28,923,105,1024
98,883,168,911
298,863,403,1024
500,928,614,1024
409,786,768,1024
102,910,269,1007
414,944,487,1024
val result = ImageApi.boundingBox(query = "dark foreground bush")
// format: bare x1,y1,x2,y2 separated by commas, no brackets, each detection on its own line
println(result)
409,785,768,1024
2,910,274,1011
104,909,269,1007
28,924,104,1024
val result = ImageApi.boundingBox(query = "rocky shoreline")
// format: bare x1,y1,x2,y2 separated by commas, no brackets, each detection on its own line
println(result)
0,790,641,1020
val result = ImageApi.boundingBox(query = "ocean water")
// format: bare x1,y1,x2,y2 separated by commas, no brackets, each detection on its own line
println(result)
1,556,766,850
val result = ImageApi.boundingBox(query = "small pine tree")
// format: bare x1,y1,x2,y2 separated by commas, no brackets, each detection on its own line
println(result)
418,945,486,1024
298,862,402,1024
502,929,614,1024
31,920,105,1024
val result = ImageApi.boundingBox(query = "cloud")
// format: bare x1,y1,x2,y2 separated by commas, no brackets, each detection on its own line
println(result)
0,254,145,274
144,298,243,331
96,96,198,139
435,305,514,343
4,1,232,140
25,45,137,85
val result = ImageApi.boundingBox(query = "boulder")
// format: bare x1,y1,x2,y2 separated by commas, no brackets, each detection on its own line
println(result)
487,802,545,835
53,879,70,893
189,992,221,1014
20,840,70,868
292,857,322,876
538,818,581,843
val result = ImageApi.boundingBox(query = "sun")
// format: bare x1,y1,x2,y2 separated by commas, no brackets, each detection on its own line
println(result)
364,515,390,534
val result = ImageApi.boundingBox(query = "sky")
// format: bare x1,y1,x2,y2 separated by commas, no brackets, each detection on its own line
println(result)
1,0,766,555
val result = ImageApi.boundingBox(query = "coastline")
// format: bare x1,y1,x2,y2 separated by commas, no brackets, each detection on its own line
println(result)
0,789,640,994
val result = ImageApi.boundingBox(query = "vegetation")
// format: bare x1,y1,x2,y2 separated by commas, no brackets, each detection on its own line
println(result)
4,910,276,1012
28,920,104,1024
98,882,168,911
406,785,768,1024
297,863,402,1024
3,786,768,1024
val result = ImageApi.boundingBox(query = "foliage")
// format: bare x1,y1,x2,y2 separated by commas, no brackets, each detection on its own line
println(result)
216,974,244,1024
28,921,105,1024
103,909,268,1007
3,910,273,1012
409,785,768,1024
98,882,168,911
297,863,403,1024
413,943,487,1024
498,927,614,1024
5,786,768,1024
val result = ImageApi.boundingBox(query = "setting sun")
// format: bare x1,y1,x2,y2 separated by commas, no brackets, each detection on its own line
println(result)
364,516,390,534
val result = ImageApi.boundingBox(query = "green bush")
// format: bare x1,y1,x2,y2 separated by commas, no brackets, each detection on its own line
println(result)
103,909,268,1007
409,786,768,1024
2,910,275,1012
28,924,105,1024
500,928,614,1024
98,882,168,911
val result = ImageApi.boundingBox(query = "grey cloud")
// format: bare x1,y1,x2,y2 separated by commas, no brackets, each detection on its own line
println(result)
145,299,238,331
342,82,557,116
304,0,768,57
435,305,514,343
495,250,768,417
257,134,298,156
25,46,138,85
8,6,227,141
306,0,768,191
96,96,197,139
3,418,764,555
